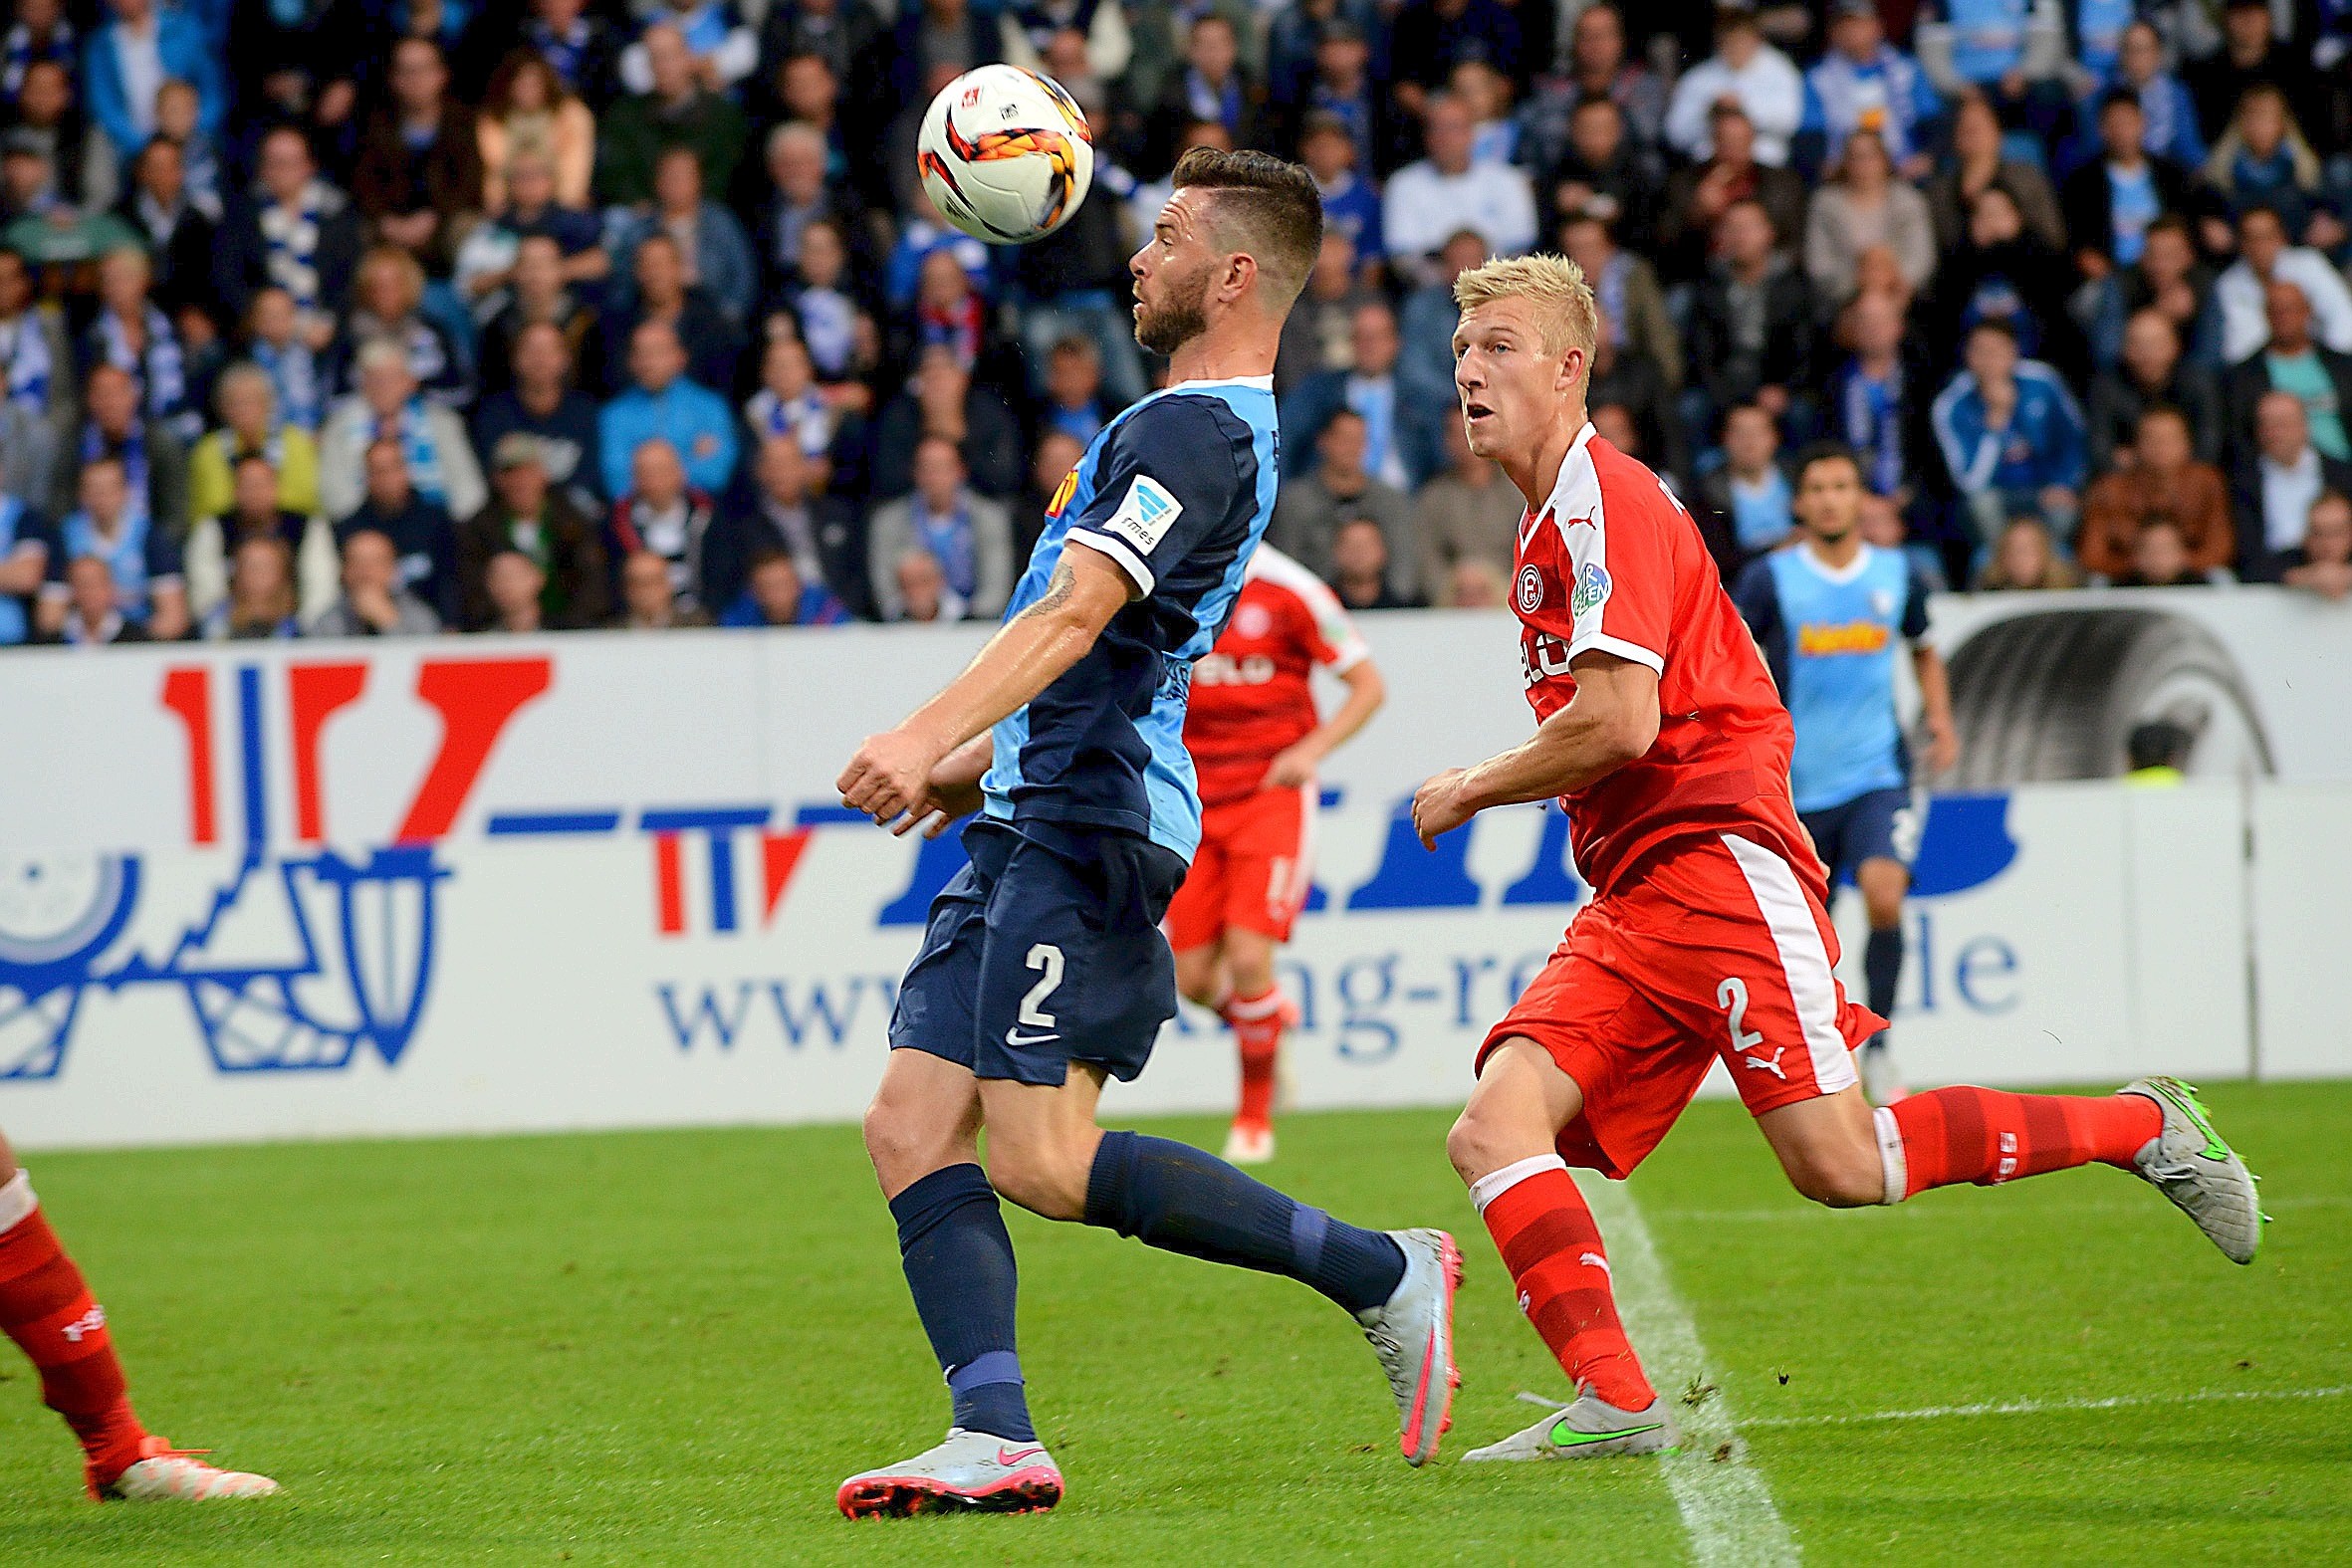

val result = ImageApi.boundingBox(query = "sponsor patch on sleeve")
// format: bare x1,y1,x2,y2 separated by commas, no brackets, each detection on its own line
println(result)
1102,475,1183,556
1571,560,1612,619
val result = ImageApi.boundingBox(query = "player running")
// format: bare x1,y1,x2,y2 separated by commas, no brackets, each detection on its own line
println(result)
833,150,1459,1519
1171,543,1385,1164
0,1130,279,1500
1412,255,2263,1463
1731,446,1957,1106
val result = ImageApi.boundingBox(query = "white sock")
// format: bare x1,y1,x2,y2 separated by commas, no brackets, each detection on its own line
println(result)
0,1170,35,1232
1873,1106,1908,1207
1468,1153,1568,1215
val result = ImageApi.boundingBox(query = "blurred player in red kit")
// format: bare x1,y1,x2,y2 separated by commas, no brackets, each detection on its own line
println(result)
1169,544,1385,1163
1412,255,2265,1462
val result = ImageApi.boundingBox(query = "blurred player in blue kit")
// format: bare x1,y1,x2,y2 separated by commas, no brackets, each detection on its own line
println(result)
1734,444,1958,1106
832,148,1461,1519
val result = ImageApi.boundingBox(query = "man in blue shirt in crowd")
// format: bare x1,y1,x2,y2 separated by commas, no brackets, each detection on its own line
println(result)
1932,319,2088,548
597,319,737,500
1736,443,1958,1107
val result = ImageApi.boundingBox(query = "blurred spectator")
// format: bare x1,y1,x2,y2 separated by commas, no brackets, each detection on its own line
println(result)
597,320,737,500
1973,514,2083,589
1386,0,1520,124
1327,513,1410,609
1932,320,2087,547
1442,556,1506,607
1665,4,1803,167
872,344,1022,500
2233,389,2352,573
309,524,442,635
1929,183,2076,370
1415,416,1522,595
118,134,215,326
473,320,603,517
1858,488,1950,590
82,0,223,165
38,454,185,639
1805,129,1936,306
242,288,327,436
1533,3,1665,155
2061,91,2195,285
867,435,1011,621
201,533,302,640
2201,83,2331,243
321,339,484,524
2079,405,2233,578
1656,103,1806,281
723,436,864,617
2,60,106,223
2089,308,2224,473
600,230,740,395
2112,21,2204,168
1559,210,1678,388
1270,408,1419,602
1702,402,1794,556
1398,229,1488,419
1297,112,1381,274
339,246,470,407
353,38,484,278
1276,230,1374,391
2110,515,2202,586
1585,311,1689,487
189,363,321,523
884,184,994,317
1687,197,1815,431
1149,14,1260,173
42,553,152,644
223,0,358,144
2252,488,2352,598
0,248,76,509
890,547,957,622
185,450,335,627
334,435,459,619
1041,336,1108,447
1543,98,1664,260
1825,289,1933,502
608,436,720,613
2088,213,2219,371
611,544,708,630
1923,93,2064,257
744,336,839,482
457,152,608,325
903,247,989,372
1282,301,1439,490
615,146,756,330
1382,95,1535,284
1914,0,2068,139
2185,0,2326,147
2214,206,2352,363
785,218,876,390
477,234,596,400
1012,137,1145,408
1801,0,1941,175
757,3,888,137
477,51,595,212
720,545,850,627
83,246,195,444
216,126,360,345
598,21,751,207
0,455,49,646
456,433,608,631
63,361,187,542
2224,280,2352,469
2124,719,2192,784
620,0,758,99
756,122,862,306
516,0,623,114
4,0,78,105
479,547,548,634
1020,428,1083,558
1280,18,1387,185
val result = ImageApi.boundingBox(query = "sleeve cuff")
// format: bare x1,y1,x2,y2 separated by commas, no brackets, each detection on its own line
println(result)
1063,528,1154,596
1324,638,1369,675
1563,630,1665,676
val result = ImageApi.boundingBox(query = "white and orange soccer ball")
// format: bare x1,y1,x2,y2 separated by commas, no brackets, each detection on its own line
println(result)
916,65,1094,246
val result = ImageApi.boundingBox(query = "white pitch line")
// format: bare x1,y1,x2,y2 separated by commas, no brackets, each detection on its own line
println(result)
1577,1171,1801,1568
1741,1384,2352,1431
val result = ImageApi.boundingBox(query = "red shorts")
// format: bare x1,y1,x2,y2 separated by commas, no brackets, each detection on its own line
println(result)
1165,784,1316,952
1478,831,1884,1180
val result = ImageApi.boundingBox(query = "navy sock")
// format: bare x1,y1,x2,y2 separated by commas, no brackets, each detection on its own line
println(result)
888,1164,1036,1443
1083,1130,1406,1314
1864,926,1904,1028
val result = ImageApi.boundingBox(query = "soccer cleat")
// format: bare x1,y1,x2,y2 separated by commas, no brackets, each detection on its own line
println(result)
1221,1122,1276,1164
1354,1229,1463,1466
1859,1035,1908,1106
97,1437,281,1501
1462,1386,1679,1462
2120,1076,2263,1264
836,1428,1062,1518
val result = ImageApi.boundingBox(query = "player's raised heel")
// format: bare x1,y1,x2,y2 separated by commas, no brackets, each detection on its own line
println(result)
97,1436,281,1500
1355,1229,1463,1466
2120,1077,2264,1264
836,1429,1063,1518
1462,1387,1680,1462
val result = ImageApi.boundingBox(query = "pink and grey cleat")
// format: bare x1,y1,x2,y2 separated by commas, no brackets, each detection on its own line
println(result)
836,1428,1063,1518
1355,1229,1464,1466
97,1436,281,1500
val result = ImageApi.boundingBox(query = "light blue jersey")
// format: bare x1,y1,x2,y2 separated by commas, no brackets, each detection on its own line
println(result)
981,375,1282,862
1733,543,1933,812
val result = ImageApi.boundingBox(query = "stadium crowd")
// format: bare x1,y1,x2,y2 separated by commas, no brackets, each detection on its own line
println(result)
0,0,2348,648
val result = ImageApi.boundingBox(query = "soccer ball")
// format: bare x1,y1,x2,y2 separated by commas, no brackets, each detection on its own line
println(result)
916,65,1094,246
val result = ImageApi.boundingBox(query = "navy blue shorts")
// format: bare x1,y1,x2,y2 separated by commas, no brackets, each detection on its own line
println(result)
1800,787,1922,884
888,818,1187,1086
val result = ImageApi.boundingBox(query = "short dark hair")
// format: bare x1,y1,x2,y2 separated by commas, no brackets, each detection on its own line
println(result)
1170,147,1323,310
1794,441,1861,485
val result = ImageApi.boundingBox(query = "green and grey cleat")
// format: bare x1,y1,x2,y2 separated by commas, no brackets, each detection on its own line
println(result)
2120,1076,2263,1264
1461,1386,1679,1462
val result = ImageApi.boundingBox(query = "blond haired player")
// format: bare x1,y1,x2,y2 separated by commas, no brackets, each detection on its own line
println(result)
1170,544,1385,1164
1415,254,2263,1461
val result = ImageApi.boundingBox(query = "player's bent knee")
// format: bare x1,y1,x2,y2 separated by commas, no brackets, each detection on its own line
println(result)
1446,1101,1539,1186
983,1134,1093,1222
1786,1145,1887,1209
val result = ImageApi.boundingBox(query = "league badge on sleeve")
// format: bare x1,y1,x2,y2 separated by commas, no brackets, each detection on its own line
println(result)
1571,560,1613,619
1105,475,1183,556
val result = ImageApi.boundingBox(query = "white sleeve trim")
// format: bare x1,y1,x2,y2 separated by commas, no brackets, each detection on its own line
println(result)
1063,528,1155,596
1562,629,1665,676
1324,639,1370,676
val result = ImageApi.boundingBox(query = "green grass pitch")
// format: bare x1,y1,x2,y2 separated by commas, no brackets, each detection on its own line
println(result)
0,1081,2345,1565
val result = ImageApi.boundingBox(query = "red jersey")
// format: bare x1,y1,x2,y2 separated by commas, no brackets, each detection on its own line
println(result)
1184,545,1369,807
1513,425,1815,901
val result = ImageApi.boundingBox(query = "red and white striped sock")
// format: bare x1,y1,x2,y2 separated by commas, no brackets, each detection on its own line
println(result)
1222,986,1286,1131
1874,1087,2163,1202
0,1172,148,1490
1472,1154,1655,1412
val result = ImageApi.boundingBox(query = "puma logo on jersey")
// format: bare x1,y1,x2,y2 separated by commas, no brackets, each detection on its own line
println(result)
1743,1046,1788,1080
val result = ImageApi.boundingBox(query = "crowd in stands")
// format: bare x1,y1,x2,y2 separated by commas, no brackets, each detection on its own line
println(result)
1,0,2349,649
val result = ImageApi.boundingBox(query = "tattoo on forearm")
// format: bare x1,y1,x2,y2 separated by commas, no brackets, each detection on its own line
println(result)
1028,557,1078,618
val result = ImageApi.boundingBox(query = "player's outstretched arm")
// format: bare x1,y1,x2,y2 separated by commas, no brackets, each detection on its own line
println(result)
1411,651,1659,847
837,547,1132,824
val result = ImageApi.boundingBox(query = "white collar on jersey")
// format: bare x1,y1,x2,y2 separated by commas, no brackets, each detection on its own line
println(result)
1166,373,1274,391
1533,422,1598,518
1794,538,1876,584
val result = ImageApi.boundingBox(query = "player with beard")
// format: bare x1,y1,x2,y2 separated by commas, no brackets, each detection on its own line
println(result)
1415,255,2261,1463
832,149,1462,1519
